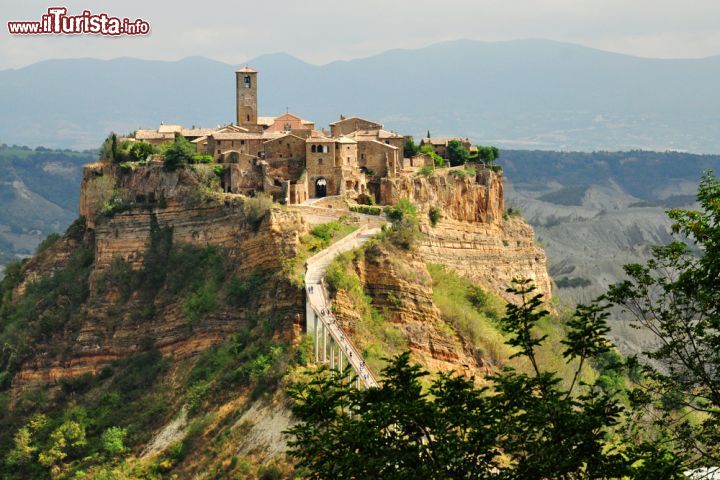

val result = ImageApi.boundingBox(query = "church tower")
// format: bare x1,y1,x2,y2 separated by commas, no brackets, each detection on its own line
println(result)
236,67,258,128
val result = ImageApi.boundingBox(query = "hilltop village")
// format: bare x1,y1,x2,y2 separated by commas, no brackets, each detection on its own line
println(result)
127,67,472,205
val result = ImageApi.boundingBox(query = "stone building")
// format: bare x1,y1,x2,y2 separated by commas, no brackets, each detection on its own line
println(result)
130,67,479,206
420,136,472,159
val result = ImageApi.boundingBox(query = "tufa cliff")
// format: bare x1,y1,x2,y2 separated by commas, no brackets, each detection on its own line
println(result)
0,161,554,478
381,167,552,301
11,162,308,391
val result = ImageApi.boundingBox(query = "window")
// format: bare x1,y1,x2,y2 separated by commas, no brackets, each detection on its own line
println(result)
361,153,365,160
318,158,323,165
311,145,316,153
244,75,251,88
246,114,250,122
241,140,245,145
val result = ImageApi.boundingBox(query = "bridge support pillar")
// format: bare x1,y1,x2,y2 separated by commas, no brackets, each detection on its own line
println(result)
323,324,328,363
314,312,319,363
330,342,335,370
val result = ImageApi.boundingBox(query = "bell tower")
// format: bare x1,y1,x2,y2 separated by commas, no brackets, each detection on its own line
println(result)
236,67,258,128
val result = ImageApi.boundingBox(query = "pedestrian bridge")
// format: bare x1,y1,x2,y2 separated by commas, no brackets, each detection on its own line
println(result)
304,224,382,389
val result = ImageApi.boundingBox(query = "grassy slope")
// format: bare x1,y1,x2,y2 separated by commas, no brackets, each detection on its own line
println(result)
0,217,366,479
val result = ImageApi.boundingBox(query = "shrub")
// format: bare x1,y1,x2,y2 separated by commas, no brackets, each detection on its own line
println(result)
503,207,522,220
182,280,217,327
384,199,419,250
310,222,341,242
417,164,434,177
449,166,476,177
403,137,419,158
227,269,266,307
428,206,442,226
447,140,470,166
349,205,382,216
242,194,274,231
191,154,214,164
101,427,127,455
36,233,61,254
419,145,446,167
163,134,195,170
128,142,155,162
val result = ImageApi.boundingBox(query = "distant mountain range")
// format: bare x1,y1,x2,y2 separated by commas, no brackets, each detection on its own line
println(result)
2,39,720,152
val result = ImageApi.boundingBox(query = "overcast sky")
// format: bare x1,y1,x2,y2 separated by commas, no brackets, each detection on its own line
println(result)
2,0,720,70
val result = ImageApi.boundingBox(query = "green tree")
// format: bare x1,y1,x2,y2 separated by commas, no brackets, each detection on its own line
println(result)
128,141,155,162
384,199,419,249
475,145,500,166
38,420,87,472
287,280,679,479
403,137,420,158
163,133,195,170
419,144,446,167
101,426,127,456
605,170,720,468
447,140,469,167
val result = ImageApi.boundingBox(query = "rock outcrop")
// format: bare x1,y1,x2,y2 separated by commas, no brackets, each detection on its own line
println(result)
12,163,307,390
381,167,551,301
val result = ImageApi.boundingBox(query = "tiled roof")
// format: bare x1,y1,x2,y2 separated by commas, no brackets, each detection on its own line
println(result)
329,115,382,126
210,132,265,140
263,133,306,144
180,128,216,137
421,136,467,146
237,66,257,73
306,136,335,143
358,138,399,150
157,124,182,133
135,130,174,140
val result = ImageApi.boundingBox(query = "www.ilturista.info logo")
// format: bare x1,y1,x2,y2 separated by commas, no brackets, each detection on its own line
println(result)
7,7,150,36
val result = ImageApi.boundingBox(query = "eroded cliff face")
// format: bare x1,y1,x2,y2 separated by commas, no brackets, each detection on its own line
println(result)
381,168,551,302
12,163,307,390
332,244,490,378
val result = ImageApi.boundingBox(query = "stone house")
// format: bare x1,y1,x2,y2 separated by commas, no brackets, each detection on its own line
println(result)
420,136,472,159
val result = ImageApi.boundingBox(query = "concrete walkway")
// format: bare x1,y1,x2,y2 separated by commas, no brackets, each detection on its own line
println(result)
305,224,383,388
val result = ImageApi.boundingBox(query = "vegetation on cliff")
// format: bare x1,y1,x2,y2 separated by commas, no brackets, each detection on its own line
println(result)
289,173,720,478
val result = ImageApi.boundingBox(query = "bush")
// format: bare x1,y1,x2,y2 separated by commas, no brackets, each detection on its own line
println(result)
449,166,476,177
447,140,470,167
128,142,155,162
384,199,419,250
181,281,216,327
226,269,266,307
191,154,213,164
428,206,442,227
349,205,382,216
163,134,195,171
403,137,419,158
419,145,446,167
36,233,61,254
242,194,274,231
310,222,342,242
101,427,127,455
417,165,434,177
503,207,522,220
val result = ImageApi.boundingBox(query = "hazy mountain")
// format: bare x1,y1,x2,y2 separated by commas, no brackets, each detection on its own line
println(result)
2,39,720,151
502,150,720,306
